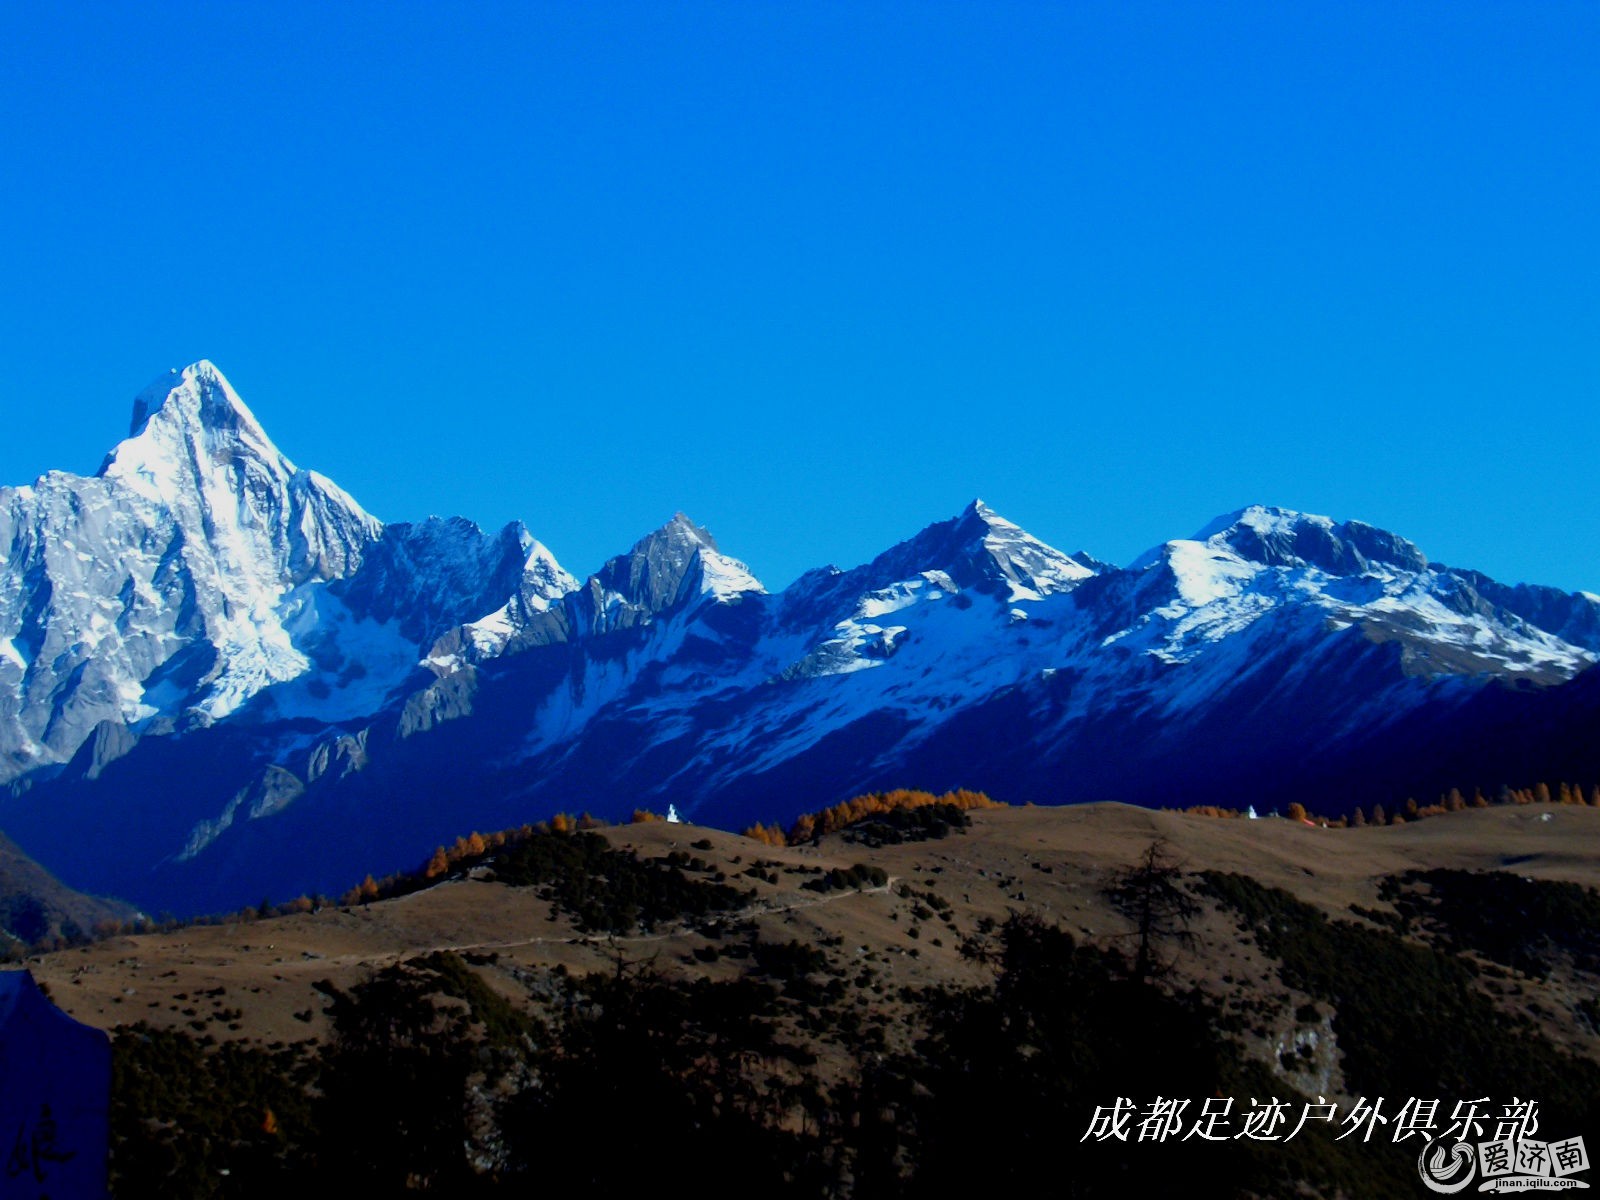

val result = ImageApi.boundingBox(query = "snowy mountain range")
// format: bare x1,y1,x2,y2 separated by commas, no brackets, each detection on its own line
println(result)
4,362,1598,914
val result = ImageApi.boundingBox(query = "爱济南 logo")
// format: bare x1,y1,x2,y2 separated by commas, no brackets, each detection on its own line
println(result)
1418,1131,1589,1194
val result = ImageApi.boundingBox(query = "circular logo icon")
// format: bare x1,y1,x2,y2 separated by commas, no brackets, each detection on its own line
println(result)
1418,1142,1477,1194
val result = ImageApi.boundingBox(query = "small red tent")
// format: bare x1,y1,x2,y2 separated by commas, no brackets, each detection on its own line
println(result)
0,970,110,1199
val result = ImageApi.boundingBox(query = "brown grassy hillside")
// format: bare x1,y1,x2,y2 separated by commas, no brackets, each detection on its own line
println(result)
14,801,1600,1198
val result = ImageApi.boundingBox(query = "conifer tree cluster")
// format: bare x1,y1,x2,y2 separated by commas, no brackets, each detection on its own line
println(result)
744,788,1003,846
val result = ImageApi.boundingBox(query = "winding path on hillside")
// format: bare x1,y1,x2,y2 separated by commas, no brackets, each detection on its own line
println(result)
296,877,899,972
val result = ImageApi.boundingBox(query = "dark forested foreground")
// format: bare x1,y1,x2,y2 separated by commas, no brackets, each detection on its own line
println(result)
104,826,1600,1199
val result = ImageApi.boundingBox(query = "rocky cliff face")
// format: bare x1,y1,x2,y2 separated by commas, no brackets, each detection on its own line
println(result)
2,363,379,779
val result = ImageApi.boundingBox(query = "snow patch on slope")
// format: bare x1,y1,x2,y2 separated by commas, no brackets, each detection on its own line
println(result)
697,548,765,602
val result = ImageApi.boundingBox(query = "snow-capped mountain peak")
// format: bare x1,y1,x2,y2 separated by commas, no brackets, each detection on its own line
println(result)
1,364,393,779
1186,504,1429,575
960,498,1097,601
884,499,1096,601
579,514,764,633
1114,504,1599,679
127,360,274,443
777,501,1094,633
519,539,580,610
9,361,1600,919
97,360,380,583
105,361,298,491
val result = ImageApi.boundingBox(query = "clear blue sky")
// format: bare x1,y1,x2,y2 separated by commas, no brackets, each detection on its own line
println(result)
2,2,1596,591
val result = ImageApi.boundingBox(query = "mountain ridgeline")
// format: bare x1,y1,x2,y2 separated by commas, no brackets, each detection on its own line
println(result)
3,362,1599,915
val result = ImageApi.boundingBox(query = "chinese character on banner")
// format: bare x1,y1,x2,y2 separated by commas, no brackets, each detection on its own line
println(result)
1182,1097,1234,1142
1284,1096,1338,1141
1392,1097,1440,1144
1236,1097,1291,1141
1442,1097,1493,1142
1493,1098,1539,1143
1081,1098,1136,1143
1550,1136,1589,1178
1477,1139,1514,1180
1136,1098,1190,1143
0,973,111,1198
1515,1139,1554,1179
1336,1096,1389,1142
5,1101,79,1185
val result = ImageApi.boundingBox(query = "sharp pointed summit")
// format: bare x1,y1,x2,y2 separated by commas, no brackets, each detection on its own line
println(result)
959,499,1097,600
579,513,763,634
127,360,270,440
3,365,390,777
106,361,298,491
869,500,1096,602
